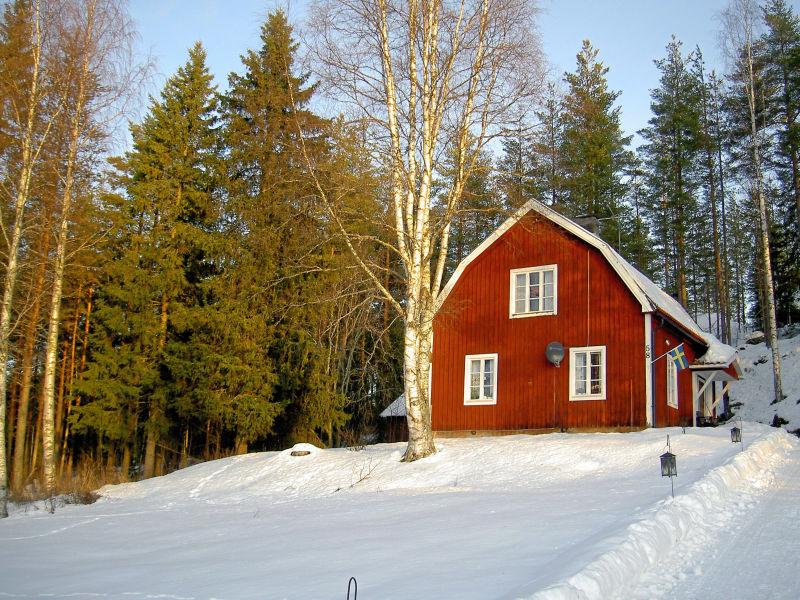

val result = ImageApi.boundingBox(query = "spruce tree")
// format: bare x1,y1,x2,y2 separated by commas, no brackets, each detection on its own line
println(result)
496,129,537,211
220,10,344,449
560,40,632,247
75,42,223,477
532,82,566,208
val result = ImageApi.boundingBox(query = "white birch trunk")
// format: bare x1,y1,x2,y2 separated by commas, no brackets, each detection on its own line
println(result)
742,6,784,404
42,0,99,503
0,0,56,518
307,0,543,461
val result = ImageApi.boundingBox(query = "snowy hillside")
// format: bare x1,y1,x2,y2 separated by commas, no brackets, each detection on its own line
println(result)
728,325,800,431
0,330,798,600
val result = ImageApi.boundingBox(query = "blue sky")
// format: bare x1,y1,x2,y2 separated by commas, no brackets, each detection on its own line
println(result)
129,0,798,147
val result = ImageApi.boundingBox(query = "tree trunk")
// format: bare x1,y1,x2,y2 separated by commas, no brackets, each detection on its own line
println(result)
143,430,157,480
742,17,784,403
59,284,93,474
401,296,436,461
11,217,52,492
41,222,70,505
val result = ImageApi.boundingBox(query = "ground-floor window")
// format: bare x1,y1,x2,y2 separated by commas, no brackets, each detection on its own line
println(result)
569,346,606,401
464,353,497,405
667,358,678,408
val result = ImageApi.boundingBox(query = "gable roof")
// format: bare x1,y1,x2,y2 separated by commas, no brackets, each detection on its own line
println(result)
436,199,737,367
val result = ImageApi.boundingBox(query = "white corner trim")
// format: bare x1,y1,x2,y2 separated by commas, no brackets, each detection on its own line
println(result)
645,313,653,427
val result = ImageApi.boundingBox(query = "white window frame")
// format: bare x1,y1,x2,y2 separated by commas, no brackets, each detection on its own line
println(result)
666,357,678,409
569,346,606,401
509,265,557,318
464,353,498,406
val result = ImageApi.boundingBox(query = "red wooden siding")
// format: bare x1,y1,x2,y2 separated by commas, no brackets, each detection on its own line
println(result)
432,214,648,433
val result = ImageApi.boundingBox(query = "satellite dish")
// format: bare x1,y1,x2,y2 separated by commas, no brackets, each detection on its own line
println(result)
546,342,565,367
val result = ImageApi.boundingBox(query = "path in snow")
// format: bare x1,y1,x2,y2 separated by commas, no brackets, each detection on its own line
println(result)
632,443,800,600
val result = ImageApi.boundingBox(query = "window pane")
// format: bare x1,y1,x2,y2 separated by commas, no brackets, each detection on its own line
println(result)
575,352,587,395
528,272,538,312
483,359,494,399
515,274,526,314
591,352,602,393
470,360,480,399
543,269,554,310
515,275,526,297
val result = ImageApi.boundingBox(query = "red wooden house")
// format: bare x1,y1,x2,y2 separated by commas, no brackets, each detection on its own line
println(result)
387,200,740,437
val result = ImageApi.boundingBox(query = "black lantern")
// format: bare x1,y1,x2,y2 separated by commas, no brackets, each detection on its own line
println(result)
660,451,677,478
660,435,677,498
730,426,742,444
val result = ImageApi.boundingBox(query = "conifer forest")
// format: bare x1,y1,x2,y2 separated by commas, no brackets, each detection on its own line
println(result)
0,0,798,510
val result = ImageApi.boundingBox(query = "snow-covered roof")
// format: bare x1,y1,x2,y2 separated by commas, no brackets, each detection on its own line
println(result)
379,393,406,417
436,199,738,368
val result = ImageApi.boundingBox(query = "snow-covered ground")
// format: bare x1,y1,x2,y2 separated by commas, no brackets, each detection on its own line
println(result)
1,330,798,600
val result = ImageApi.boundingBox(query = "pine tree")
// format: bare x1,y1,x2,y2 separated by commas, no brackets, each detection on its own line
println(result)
762,0,800,231
760,0,800,323
694,50,733,341
722,0,783,403
639,38,702,306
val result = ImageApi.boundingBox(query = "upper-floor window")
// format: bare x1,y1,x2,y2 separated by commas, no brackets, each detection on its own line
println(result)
569,346,606,401
510,265,557,317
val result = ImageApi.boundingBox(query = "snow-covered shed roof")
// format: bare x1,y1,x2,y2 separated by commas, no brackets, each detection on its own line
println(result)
436,199,738,368
379,393,406,418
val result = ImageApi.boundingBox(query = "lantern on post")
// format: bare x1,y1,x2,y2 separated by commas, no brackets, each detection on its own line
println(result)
659,435,677,498
660,451,677,478
730,426,741,444
731,418,743,451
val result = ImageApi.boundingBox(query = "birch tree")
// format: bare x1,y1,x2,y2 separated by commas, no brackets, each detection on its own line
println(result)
723,0,784,404
39,0,144,503
0,0,63,519
307,0,544,460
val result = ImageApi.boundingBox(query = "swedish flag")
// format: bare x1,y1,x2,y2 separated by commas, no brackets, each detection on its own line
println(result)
668,344,690,371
